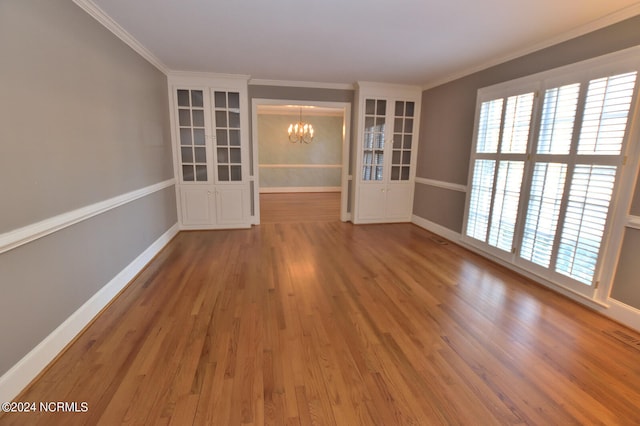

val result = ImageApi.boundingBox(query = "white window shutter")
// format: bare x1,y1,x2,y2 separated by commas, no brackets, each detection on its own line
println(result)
556,165,617,284
578,72,637,155
521,163,567,267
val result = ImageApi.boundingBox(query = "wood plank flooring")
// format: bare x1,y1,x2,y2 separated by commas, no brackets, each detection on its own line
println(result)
260,192,340,223
3,200,640,424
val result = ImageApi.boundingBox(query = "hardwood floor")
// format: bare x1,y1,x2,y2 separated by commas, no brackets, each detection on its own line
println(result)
260,192,341,223
3,209,640,424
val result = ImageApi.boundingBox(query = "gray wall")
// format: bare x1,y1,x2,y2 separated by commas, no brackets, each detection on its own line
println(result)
413,185,466,232
611,228,640,309
249,86,353,104
631,173,640,216
0,1,177,376
415,14,640,233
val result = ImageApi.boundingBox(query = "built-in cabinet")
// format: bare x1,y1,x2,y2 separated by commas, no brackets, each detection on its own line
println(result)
352,83,421,223
169,75,251,229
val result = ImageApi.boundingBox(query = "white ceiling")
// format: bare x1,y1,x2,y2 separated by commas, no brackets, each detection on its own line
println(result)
87,0,640,87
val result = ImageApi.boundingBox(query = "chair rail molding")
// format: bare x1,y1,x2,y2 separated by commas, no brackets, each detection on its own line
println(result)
627,214,640,230
415,177,467,193
0,179,175,255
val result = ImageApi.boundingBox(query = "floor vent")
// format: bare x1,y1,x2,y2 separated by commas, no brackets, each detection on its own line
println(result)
604,329,640,351
430,236,448,245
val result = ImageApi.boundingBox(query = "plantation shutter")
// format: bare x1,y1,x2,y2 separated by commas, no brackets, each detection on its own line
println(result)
466,93,534,252
556,165,617,284
465,60,639,294
554,71,637,284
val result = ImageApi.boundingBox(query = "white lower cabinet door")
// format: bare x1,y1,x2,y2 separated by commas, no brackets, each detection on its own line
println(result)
215,186,248,226
357,184,388,221
181,187,214,226
385,184,413,220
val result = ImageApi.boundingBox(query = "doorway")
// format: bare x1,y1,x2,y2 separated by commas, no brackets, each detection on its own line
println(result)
251,99,351,224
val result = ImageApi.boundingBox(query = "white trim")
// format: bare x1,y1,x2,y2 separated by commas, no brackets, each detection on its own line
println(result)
627,215,640,230
72,0,169,74
248,79,354,91
422,3,640,90
259,164,342,169
411,215,462,243
415,177,467,193
0,179,175,255
168,71,251,83
259,186,341,193
0,223,179,403
605,298,640,331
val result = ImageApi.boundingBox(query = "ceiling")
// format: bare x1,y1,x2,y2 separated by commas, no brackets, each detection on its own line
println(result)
87,0,640,87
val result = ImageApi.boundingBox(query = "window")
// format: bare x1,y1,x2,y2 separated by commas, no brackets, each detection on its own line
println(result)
465,92,534,252
464,54,638,295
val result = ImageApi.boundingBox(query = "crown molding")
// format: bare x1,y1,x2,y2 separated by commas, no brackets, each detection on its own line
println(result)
249,79,354,91
72,0,169,75
422,3,640,90
168,71,251,81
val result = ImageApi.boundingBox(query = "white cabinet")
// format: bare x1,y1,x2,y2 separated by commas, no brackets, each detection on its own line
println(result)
352,83,421,224
169,75,251,229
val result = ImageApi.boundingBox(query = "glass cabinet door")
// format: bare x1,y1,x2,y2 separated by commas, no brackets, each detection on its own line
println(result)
390,100,414,181
213,90,242,182
361,98,386,181
177,89,208,183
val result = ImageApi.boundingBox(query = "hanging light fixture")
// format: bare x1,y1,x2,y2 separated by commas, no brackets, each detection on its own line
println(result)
287,108,314,144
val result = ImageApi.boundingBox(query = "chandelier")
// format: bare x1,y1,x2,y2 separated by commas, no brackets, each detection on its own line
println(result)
288,108,314,144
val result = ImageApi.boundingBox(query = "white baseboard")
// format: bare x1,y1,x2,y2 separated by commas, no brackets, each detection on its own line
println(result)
411,214,462,243
259,186,341,193
0,223,179,403
605,299,640,331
